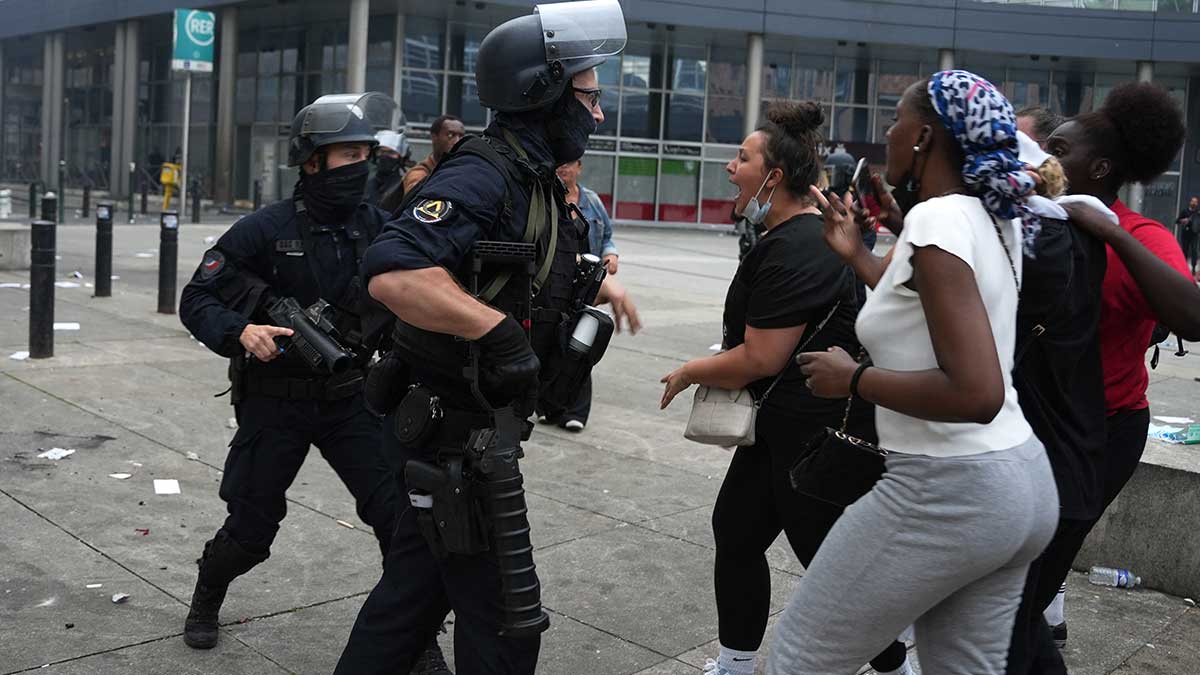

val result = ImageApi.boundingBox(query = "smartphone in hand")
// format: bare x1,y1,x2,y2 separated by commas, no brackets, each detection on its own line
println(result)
847,158,871,210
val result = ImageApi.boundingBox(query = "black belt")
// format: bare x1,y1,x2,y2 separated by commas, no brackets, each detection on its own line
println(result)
428,407,494,449
243,372,364,401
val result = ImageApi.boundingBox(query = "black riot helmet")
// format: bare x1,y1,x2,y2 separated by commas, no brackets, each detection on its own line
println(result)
476,0,627,113
825,145,857,195
287,92,399,167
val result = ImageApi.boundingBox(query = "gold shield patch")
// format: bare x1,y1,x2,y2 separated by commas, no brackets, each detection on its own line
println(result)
412,199,453,224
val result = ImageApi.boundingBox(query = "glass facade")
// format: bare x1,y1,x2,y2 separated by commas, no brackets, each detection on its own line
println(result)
1,37,43,181
0,1,1191,225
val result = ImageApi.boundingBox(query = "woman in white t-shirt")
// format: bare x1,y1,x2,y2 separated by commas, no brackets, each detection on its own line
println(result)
766,71,1059,675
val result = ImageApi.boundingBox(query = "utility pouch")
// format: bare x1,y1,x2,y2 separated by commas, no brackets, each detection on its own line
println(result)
364,353,410,416
394,385,443,446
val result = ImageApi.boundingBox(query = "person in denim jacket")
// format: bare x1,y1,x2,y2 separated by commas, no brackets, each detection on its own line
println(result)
547,158,619,430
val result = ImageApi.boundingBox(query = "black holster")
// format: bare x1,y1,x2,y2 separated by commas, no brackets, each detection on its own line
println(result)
405,454,489,558
364,352,410,416
540,307,614,415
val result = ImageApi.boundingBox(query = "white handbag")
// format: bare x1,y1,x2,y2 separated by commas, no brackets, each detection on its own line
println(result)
683,301,842,448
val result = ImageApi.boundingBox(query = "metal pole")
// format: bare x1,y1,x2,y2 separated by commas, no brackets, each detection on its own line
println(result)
41,191,58,224
28,182,39,219
81,183,90,218
253,178,262,212
158,210,179,314
180,72,192,223
57,159,66,224
95,202,113,298
128,162,136,223
29,219,56,358
140,173,148,215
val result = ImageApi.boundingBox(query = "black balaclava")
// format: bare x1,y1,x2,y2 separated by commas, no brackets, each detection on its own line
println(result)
545,88,598,165
377,155,401,176
300,155,369,224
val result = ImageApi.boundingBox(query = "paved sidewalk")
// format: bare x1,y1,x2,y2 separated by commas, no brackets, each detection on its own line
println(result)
0,222,1197,674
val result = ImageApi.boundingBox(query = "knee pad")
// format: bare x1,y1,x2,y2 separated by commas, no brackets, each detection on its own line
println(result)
197,529,271,587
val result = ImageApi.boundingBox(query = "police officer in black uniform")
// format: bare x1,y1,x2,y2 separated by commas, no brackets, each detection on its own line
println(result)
334,2,637,672
366,124,410,208
177,93,416,655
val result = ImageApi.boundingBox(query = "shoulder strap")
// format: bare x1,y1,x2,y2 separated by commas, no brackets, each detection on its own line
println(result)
757,299,842,407
476,128,557,303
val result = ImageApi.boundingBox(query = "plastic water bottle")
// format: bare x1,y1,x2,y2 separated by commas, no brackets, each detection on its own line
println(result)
1088,566,1142,589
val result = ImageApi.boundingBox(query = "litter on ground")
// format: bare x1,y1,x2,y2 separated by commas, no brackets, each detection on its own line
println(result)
37,448,76,460
153,479,181,495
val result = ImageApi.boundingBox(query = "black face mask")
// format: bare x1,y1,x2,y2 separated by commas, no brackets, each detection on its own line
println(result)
546,93,597,165
377,155,401,176
301,159,369,224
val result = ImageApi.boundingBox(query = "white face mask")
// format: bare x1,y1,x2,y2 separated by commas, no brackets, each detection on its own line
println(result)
740,172,777,225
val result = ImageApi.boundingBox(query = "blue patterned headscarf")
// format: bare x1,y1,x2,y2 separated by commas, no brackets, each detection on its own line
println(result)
928,70,1039,257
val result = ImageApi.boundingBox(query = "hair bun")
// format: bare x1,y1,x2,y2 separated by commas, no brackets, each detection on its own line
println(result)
1100,82,1185,184
765,101,824,138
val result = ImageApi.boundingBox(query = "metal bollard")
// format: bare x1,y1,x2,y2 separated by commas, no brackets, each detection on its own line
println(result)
29,219,56,359
253,179,262,212
57,160,66,224
140,176,149,215
128,163,137,224
81,184,91,218
191,179,201,224
41,191,58,224
157,210,179,314
95,202,113,298
28,182,40,219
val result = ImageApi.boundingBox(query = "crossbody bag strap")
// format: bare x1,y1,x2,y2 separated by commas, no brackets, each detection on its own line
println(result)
756,299,841,408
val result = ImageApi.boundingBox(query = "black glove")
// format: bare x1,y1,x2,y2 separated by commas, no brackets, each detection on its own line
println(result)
476,316,540,405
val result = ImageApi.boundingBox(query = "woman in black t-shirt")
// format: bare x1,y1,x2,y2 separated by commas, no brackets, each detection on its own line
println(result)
659,103,909,675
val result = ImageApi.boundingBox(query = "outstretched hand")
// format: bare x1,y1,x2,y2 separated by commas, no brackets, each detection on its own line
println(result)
1062,201,1124,243
810,186,867,264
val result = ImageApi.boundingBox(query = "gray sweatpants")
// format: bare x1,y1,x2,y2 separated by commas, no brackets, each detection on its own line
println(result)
767,436,1058,675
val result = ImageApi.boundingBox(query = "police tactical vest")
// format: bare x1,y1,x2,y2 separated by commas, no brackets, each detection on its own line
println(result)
390,129,581,396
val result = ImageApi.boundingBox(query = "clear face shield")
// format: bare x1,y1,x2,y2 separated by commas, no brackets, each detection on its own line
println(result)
300,92,399,136
535,0,627,65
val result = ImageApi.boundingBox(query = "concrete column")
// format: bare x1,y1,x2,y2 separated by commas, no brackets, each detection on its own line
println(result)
392,10,405,106
743,33,764,139
347,0,370,92
40,32,64,188
1128,60,1155,213
938,48,955,72
0,41,6,173
214,6,238,205
120,20,139,197
110,23,127,197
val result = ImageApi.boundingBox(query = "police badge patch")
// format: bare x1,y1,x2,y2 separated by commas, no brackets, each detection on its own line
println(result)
200,250,225,279
412,199,453,224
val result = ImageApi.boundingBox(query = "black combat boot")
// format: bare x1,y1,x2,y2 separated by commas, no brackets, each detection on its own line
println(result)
183,580,228,649
410,637,453,675
182,530,269,650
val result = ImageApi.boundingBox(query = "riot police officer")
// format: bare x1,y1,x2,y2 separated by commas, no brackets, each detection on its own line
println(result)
335,1,636,672
177,93,418,656
366,123,410,210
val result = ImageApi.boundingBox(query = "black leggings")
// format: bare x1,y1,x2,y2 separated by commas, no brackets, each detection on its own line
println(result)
712,407,906,672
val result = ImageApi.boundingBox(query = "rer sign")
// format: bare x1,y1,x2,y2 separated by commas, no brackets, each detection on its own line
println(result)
172,9,216,72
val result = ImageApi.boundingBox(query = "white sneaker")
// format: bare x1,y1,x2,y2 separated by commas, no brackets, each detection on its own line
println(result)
563,419,585,432
702,659,733,675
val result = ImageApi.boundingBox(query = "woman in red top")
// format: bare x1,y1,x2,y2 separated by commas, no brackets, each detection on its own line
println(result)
1037,82,1200,671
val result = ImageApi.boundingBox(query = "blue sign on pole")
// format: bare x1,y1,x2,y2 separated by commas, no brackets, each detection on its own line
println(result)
172,9,216,72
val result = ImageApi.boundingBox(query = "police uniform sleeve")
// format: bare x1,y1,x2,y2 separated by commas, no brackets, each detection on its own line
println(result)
362,154,508,278
179,210,276,358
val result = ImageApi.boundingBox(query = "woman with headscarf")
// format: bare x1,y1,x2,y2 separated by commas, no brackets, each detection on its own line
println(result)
769,71,1059,675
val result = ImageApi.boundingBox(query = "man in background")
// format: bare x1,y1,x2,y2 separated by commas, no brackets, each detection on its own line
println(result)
401,114,465,195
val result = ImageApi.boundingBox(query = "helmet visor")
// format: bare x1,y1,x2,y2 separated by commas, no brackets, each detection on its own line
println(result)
375,130,404,152
536,0,627,64
300,92,399,135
